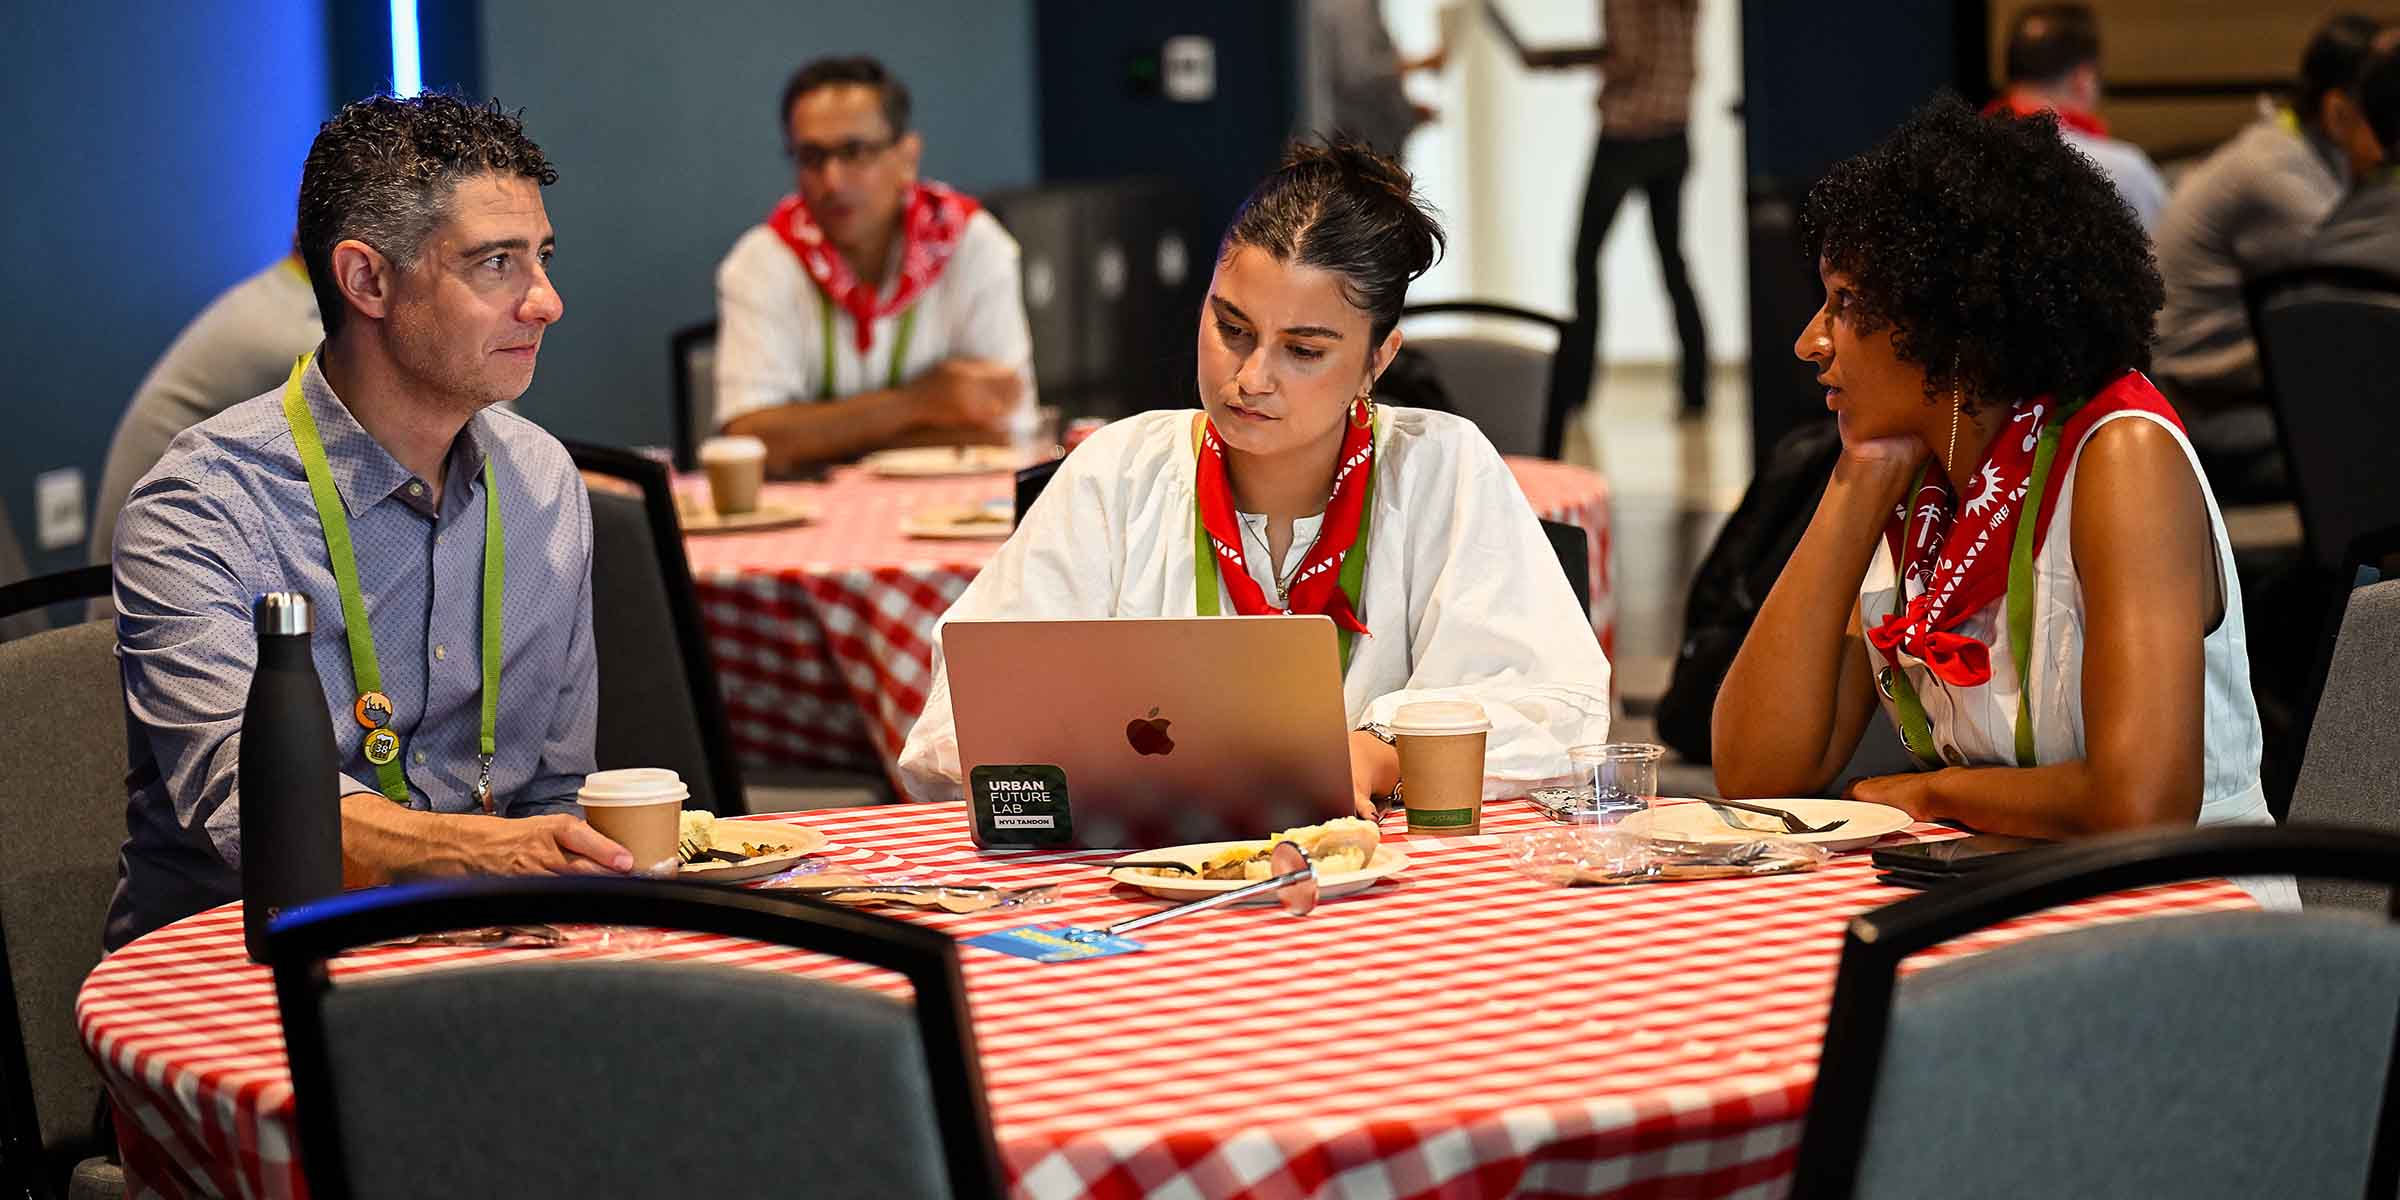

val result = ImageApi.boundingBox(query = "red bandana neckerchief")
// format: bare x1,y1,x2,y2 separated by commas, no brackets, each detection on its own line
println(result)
1982,93,2111,139
1867,371,2183,687
765,180,980,354
1194,417,1375,635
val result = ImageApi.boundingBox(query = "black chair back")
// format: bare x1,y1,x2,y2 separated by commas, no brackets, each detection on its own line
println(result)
1013,459,1063,525
1399,302,1575,459
985,179,1208,421
2245,265,2400,574
268,878,1003,1200
1538,519,1590,617
0,556,109,647
1793,825,2400,1199
668,320,718,472
0,583,127,1197
564,442,745,815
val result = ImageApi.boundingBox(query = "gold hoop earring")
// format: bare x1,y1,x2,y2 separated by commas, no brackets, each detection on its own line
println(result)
1351,391,1374,429
1946,365,1962,473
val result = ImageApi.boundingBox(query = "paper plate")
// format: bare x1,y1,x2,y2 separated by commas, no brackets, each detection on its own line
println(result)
1615,799,1914,853
860,446,1026,478
676,501,818,535
900,503,1016,540
1106,842,1408,903
677,819,829,882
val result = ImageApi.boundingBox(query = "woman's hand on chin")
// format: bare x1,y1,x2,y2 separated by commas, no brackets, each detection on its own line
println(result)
1836,431,1929,477
1830,433,1929,515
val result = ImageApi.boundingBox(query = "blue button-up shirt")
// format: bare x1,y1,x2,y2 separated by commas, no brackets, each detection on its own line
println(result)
106,354,595,948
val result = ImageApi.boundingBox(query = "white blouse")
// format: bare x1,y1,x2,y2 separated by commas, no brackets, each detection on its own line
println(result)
897,406,1614,802
1858,408,2291,907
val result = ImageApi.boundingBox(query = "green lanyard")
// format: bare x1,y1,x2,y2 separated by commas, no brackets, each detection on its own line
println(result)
1189,416,1378,673
1882,402,2076,770
280,354,504,810
818,298,919,400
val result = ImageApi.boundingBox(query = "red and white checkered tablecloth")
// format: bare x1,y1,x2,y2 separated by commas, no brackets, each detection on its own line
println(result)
80,802,2254,1200
680,457,1613,776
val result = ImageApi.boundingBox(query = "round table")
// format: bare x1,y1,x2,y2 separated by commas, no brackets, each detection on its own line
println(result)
79,803,2252,1200
681,456,1614,775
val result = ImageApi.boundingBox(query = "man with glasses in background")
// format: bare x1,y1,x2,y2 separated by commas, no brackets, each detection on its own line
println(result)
713,56,1034,469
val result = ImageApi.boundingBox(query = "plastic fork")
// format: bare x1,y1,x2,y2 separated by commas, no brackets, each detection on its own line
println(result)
1703,798,1849,835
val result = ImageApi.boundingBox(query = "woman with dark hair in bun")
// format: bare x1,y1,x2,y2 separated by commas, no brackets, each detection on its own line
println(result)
1712,99,2286,902
901,138,1613,811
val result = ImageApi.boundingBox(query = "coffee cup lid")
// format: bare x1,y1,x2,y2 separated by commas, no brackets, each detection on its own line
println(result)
698,435,766,463
1389,700,1490,735
579,767,689,805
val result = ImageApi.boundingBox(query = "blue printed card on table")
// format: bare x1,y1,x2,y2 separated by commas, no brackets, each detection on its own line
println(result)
968,925,1144,963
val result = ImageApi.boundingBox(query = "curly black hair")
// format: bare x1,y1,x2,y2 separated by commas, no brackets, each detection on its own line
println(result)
1799,94,2161,412
298,92,558,335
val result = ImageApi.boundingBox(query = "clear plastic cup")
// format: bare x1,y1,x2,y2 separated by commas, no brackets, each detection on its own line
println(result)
1568,743,1663,823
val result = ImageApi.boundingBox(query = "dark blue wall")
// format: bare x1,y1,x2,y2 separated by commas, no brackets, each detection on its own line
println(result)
478,0,1041,449
1,2,332,574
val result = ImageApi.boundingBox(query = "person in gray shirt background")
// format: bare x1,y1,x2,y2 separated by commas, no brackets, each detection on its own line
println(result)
88,251,322,569
2151,13,2384,504
2296,44,2400,276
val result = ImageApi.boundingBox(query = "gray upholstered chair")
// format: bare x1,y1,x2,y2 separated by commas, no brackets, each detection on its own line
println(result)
1794,826,2400,1199
1397,302,1574,459
0,611,130,1200
562,442,746,816
2290,577,2400,911
269,877,1002,1200
0,496,47,644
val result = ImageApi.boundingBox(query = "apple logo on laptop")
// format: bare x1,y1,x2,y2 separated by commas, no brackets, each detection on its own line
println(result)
1125,707,1175,756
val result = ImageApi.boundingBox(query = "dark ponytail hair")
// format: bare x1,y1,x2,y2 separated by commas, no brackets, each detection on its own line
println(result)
1220,136,1447,346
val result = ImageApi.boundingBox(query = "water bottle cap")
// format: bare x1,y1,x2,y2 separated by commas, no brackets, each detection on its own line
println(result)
254,592,313,636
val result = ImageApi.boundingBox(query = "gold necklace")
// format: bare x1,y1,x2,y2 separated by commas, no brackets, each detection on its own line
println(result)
1241,515,1321,607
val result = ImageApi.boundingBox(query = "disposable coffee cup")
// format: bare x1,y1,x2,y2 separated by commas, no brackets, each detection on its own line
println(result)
697,435,767,516
1391,700,1491,835
578,767,689,876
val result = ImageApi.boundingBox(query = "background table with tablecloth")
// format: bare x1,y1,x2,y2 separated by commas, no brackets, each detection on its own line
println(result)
681,457,1615,775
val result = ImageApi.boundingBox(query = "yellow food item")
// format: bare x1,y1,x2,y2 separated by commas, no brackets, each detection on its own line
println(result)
1187,817,1382,880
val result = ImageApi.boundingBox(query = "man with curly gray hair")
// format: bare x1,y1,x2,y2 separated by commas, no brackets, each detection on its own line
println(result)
106,93,634,950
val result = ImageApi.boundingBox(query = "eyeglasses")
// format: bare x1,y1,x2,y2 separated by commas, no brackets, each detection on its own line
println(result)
786,135,900,172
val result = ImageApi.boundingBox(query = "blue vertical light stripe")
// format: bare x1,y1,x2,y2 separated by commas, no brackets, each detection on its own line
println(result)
389,0,422,95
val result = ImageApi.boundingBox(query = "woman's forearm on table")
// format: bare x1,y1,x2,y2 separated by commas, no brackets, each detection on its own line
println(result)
1864,758,2199,839
1713,471,1895,795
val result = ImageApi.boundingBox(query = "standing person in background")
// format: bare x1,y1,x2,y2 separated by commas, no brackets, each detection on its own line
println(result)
89,251,323,570
1305,0,1447,156
1987,4,2170,235
1518,0,1710,419
714,56,1034,472
2152,14,2383,504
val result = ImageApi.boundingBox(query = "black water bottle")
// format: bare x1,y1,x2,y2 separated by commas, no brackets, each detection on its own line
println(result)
239,592,344,963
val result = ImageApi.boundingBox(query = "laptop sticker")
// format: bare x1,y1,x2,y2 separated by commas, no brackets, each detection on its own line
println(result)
970,764,1074,847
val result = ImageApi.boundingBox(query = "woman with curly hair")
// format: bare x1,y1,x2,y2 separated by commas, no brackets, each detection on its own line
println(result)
1712,98,2279,859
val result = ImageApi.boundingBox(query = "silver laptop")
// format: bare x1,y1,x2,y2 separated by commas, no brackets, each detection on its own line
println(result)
944,616,1356,850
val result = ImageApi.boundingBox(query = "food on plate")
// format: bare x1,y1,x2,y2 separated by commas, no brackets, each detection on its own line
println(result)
676,811,793,865
1189,816,1382,880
